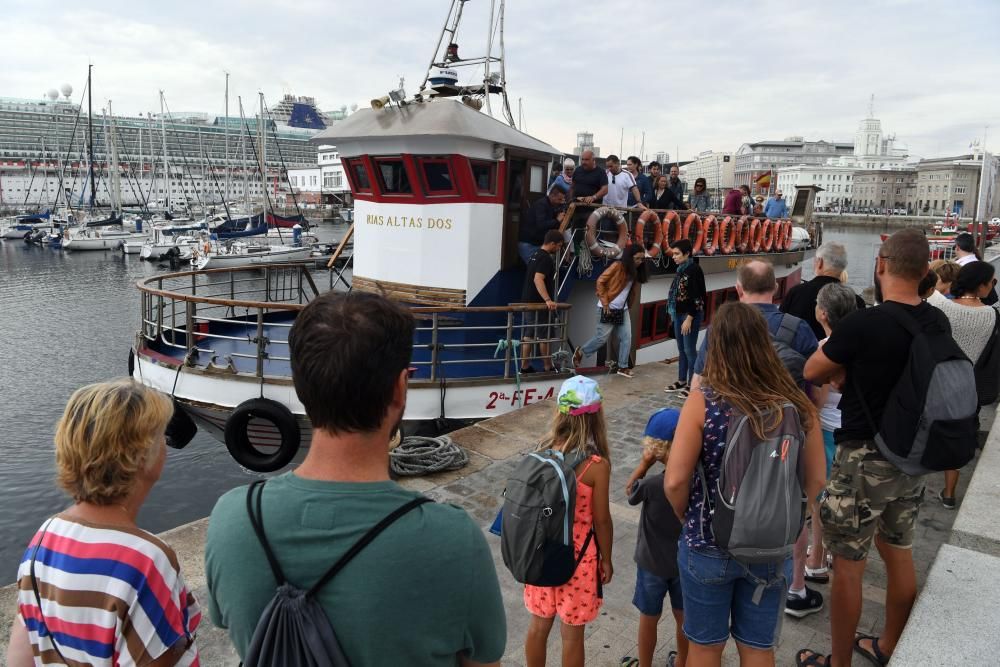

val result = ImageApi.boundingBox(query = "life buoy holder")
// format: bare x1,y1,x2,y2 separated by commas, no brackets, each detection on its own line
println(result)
682,213,704,254
736,216,751,253
760,219,776,252
585,207,628,259
224,398,301,472
718,216,736,254
662,209,683,243
702,215,719,256
634,210,664,257
748,218,762,253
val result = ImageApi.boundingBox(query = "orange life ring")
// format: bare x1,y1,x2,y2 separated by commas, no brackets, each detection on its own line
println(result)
682,213,704,254
780,220,793,251
701,215,719,256
748,218,762,253
718,216,736,254
203,241,211,254
634,210,664,257
772,220,785,251
585,207,628,259
736,216,751,253
760,219,776,252
662,209,683,243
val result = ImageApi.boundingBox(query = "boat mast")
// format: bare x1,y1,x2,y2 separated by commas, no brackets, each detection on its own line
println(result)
159,92,169,212
224,72,230,204
259,92,267,214
86,65,96,209
107,100,122,216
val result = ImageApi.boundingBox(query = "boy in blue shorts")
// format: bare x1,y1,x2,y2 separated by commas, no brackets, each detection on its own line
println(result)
622,408,687,667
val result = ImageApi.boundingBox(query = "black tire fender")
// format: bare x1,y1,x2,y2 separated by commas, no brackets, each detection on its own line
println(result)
224,398,300,472
165,400,198,450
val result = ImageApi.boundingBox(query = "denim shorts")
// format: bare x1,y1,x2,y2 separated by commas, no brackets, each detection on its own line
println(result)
632,566,683,616
677,540,790,650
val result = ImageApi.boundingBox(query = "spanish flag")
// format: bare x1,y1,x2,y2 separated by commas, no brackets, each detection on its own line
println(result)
754,171,772,189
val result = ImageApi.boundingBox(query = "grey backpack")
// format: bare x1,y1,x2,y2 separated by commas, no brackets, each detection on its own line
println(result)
500,449,594,586
243,480,431,667
698,403,806,564
771,314,807,388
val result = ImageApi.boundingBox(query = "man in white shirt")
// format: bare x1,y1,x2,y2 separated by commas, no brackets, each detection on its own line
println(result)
604,155,647,209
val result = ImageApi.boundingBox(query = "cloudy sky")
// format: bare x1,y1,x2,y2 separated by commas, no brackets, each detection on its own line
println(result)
4,0,999,161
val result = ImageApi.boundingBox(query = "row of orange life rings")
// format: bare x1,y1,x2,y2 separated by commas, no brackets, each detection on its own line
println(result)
633,212,795,256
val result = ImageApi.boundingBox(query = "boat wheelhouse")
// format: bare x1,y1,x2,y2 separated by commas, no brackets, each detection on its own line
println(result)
130,99,820,472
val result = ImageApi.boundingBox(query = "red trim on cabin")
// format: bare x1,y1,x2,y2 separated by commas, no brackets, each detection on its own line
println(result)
342,153,505,205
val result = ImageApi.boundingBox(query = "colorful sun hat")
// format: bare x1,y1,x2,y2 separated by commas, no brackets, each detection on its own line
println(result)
558,375,603,415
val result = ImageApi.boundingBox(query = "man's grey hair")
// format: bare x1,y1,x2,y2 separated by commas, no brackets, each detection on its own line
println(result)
816,282,857,329
563,158,576,169
816,242,848,273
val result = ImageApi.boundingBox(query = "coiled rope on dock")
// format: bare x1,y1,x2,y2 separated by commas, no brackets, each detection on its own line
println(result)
390,435,469,477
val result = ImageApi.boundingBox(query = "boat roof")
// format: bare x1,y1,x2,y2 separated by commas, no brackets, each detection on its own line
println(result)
310,100,561,156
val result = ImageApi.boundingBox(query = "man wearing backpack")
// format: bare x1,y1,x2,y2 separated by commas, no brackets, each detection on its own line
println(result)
204,292,506,666
690,260,824,619
796,229,953,667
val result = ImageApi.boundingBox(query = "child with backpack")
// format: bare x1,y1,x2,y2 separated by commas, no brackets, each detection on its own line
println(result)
664,302,826,666
621,407,688,667
519,375,613,667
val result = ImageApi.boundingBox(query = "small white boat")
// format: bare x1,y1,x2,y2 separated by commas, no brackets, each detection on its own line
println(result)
139,223,209,260
63,227,148,251
193,242,313,270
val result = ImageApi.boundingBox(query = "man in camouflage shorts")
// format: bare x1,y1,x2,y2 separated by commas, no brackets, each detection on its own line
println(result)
799,229,944,667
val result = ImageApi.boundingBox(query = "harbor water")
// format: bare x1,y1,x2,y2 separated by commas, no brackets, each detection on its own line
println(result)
0,223,880,583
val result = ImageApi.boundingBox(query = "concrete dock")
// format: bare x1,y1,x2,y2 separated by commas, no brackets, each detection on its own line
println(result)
0,360,989,666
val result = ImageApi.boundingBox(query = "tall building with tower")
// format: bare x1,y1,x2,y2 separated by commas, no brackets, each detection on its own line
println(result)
573,131,599,157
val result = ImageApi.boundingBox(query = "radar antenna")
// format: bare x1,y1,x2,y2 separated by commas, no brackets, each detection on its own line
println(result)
419,0,516,127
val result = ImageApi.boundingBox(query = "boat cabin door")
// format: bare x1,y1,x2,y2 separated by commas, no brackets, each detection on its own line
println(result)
502,152,551,269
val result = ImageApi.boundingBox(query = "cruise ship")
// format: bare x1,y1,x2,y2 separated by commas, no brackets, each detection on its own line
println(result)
0,91,332,211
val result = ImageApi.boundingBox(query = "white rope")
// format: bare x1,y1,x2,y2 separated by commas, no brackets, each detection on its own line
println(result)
389,435,469,476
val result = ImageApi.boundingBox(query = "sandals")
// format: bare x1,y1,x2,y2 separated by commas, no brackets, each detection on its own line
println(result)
854,634,890,666
572,347,583,367
619,658,639,667
805,565,830,584
665,380,687,392
795,649,830,666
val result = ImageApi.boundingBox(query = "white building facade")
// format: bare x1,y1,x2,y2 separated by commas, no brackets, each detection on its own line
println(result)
776,162,856,211
283,144,349,206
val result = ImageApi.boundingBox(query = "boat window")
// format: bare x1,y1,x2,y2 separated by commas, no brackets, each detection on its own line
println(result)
345,158,371,192
418,158,458,195
470,160,497,195
529,165,545,193
374,158,412,195
638,301,673,345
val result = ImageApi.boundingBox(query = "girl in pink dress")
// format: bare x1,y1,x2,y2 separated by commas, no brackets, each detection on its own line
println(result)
523,376,614,667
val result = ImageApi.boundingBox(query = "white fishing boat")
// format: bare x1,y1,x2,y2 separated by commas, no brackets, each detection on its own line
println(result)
192,241,313,269
62,226,148,251
139,223,207,260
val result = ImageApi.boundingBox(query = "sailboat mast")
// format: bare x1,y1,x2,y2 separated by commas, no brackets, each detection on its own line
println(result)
259,93,267,213
87,65,96,209
108,100,121,215
224,72,230,204
159,92,169,211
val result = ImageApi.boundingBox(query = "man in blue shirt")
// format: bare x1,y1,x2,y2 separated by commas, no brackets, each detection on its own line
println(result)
764,189,789,218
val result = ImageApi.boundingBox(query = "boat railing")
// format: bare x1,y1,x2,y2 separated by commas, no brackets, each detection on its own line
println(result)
136,264,573,382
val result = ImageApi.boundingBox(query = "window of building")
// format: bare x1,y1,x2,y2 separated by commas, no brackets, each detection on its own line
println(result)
955,186,967,195
323,174,334,189
470,160,497,195
310,175,317,187
373,158,412,194
417,158,458,195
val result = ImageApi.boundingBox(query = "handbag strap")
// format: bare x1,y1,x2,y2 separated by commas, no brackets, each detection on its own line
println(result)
29,518,72,666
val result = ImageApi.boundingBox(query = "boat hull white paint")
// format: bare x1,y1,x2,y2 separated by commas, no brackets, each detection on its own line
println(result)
194,246,313,270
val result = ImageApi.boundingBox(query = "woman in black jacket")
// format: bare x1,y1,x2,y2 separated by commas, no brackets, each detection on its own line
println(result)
665,238,706,397
650,175,687,211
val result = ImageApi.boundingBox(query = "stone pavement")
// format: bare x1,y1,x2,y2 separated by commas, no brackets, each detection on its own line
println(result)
0,360,980,666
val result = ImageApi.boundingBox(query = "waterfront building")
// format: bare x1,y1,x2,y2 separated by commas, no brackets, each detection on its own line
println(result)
653,151,670,166
734,138,854,193
679,150,734,207
0,94,331,211
775,162,857,211
914,154,989,218
284,145,350,207
852,169,918,213
572,131,600,157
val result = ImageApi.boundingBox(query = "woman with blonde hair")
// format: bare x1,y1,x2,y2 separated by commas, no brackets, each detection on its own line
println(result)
665,303,826,667
523,375,613,667
7,379,200,667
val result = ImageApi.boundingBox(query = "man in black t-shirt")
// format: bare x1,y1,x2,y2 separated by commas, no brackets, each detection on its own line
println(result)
570,149,608,204
798,228,942,667
519,230,564,373
518,181,567,265
781,241,867,339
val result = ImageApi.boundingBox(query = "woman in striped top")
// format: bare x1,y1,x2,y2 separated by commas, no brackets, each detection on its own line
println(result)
7,379,200,666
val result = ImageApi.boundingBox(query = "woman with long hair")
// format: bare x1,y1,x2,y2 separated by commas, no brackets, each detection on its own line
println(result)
651,175,687,210
927,260,999,508
665,239,706,396
664,303,826,667
573,245,649,377
7,379,200,667
524,375,613,667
